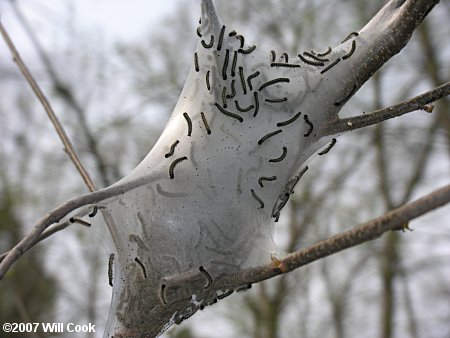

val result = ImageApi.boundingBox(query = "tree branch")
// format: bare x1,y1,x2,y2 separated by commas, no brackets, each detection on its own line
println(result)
326,82,450,135
0,20,97,192
214,184,450,289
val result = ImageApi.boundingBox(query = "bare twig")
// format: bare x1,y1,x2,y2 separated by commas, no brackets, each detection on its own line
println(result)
326,82,450,135
0,20,97,192
213,184,450,289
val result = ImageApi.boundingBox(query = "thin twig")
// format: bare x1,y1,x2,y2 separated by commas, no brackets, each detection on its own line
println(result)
213,184,450,288
0,20,97,192
326,82,450,135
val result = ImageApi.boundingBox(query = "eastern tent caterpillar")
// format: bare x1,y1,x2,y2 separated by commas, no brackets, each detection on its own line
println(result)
235,100,254,113
239,66,247,94
258,129,282,145
269,147,288,163
228,30,237,37
265,97,288,103
206,71,211,91
231,51,238,77
134,257,147,279
298,53,324,67
88,206,98,217
194,52,199,72
318,138,337,155
201,35,214,49
200,112,211,135
237,284,252,292
320,58,341,74
316,46,332,57
251,189,264,209
334,84,357,106
258,78,290,91
341,31,359,43
270,50,276,63
282,52,289,63
271,63,301,68
108,254,114,287
239,45,256,54
169,156,188,179
277,112,302,127
258,176,277,187
226,80,236,98
222,49,230,80
69,217,91,227
160,284,167,305
156,184,188,198
253,92,260,117
247,71,260,91
217,289,234,300
235,35,245,48
196,26,202,38
222,87,228,108
199,266,213,289
303,51,329,62
342,40,356,60
165,140,180,158
303,114,313,137
214,102,243,123
183,112,192,137
217,25,226,51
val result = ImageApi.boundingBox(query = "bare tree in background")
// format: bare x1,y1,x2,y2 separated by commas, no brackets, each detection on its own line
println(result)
0,0,449,337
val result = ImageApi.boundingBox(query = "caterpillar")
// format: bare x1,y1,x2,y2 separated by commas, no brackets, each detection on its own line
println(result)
342,40,356,60
271,62,301,68
108,254,114,287
169,156,188,179
277,112,302,127
201,35,214,49
316,46,332,57
156,184,188,198
165,140,180,158
320,58,341,74
200,112,211,135
303,115,313,137
231,51,238,77
298,53,324,67
318,138,337,155
282,52,289,63
258,176,277,187
235,100,255,113
214,102,243,122
235,34,245,48
217,25,226,51
258,129,282,145
236,284,252,292
269,147,288,163
196,26,202,38
228,30,237,37
239,66,247,94
199,266,213,289
247,71,260,91
253,92,260,117
222,87,228,108
341,31,359,43
239,45,256,54
217,289,234,300
160,284,167,305
222,49,230,80
270,50,276,63
194,52,199,72
69,217,91,227
251,189,264,209
303,51,329,62
226,80,236,98
258,78,290,91
265,97,287,103
134,257,147,279
334,84,357,106
206,71,211,91
88,205,98,217
183,113,192,137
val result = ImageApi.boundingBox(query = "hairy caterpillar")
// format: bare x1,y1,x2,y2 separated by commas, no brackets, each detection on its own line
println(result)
258,129,282,145
320,58,341,74
303,114,313,137
258,78,290,91
269,147,288,163
214,102,243,122
277,112,302,127
165,140,180,158
183,113,193,137
169,156,188,179
318,138,337,155
251,189,264,209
